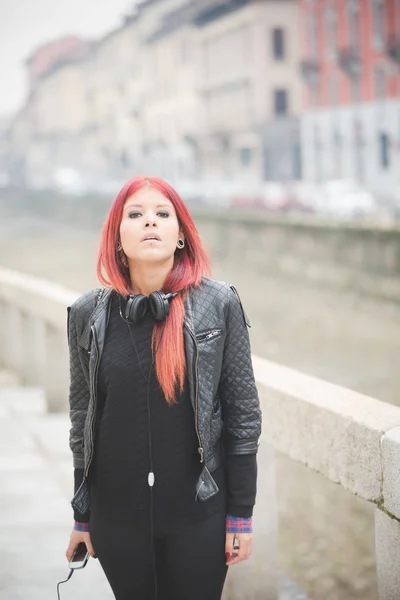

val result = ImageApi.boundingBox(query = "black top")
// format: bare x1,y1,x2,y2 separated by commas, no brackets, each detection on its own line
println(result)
73,292,257,529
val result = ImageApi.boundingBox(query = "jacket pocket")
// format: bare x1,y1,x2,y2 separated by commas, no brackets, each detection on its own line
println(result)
195,465,219,501
71,478,90,514
210,401,223,442
195,328,223,342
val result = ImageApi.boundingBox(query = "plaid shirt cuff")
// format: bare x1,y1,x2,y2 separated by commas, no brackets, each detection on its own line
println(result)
74,521,90,532
226,515,253,533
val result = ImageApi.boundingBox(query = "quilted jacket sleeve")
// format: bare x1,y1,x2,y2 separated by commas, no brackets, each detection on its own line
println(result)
67,302,90,470
218,285,262,456
73,467,90,522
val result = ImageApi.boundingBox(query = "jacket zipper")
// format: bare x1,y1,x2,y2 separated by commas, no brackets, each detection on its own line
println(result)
196,329,222,342
85,325,100,478
185,323,204,464
85,319,205,470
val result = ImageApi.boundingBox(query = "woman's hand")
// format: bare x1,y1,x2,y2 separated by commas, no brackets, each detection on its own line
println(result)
225,532,252,565
66,528,97,562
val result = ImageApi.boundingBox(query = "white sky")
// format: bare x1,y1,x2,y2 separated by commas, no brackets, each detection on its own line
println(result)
0,0,134,118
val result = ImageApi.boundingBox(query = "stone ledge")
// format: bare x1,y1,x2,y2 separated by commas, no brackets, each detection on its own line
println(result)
253,357,400,505
381,427,400,520
0,265,79,327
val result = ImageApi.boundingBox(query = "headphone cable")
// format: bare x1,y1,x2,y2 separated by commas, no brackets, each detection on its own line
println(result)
121,302,169,600
56,567,74,599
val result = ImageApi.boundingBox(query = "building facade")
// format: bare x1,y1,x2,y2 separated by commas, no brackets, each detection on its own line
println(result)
135,0,201,182
6,0,302,187
8,38,92,185
193,0,302,182
300,0,400,202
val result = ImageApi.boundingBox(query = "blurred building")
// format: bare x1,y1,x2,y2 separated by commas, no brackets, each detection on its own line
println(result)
300,0,400,203
193,0,302,183
6,0,303,188
8,38,92,185
25,37,90,89
78,17,141,180
135,0,201,182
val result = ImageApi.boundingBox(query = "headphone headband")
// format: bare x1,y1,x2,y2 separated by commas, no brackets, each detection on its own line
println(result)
123,289,180,324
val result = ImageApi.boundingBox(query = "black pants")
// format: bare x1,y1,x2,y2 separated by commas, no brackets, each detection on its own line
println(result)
89,510,229,600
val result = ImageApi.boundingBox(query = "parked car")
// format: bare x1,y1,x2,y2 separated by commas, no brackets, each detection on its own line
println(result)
0,171,10,188
317,179,378,219
52,168,89,196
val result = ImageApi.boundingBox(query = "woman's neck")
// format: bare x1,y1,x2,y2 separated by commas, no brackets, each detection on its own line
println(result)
128,258,173,296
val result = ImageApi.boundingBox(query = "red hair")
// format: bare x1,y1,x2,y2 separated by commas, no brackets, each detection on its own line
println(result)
97,176,212,404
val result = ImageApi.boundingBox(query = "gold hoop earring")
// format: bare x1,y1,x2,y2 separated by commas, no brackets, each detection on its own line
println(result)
120,248,128,265
177,238,185,249
117,241,128,266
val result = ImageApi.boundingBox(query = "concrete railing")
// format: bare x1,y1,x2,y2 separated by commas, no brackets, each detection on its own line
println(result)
253,358,400,600
0,266,78,412
2,188,400,303
1,266,400,599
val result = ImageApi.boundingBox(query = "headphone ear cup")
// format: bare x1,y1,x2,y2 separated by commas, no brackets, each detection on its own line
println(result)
148,291,170,321
126,294,149,323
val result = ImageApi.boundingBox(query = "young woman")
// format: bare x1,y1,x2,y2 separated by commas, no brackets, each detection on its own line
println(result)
65,176,262,600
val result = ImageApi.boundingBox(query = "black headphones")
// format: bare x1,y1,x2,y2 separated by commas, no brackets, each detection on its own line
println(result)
124,290,178,324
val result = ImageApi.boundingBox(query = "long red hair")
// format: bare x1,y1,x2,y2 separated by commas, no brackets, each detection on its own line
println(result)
97,176,212,404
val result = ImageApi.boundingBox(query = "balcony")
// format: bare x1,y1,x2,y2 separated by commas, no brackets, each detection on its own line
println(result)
193,0,249,27
338,47,361,78
387,35,400,64
299,58,320,87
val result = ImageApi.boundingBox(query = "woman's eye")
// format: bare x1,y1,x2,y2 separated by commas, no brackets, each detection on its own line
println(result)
128,211,169,219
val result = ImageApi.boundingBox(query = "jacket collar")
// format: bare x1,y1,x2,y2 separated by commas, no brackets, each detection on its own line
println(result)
79,286,196,350
78,287,113,350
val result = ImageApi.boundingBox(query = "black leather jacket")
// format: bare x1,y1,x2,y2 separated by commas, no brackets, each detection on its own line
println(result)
67,276,262,515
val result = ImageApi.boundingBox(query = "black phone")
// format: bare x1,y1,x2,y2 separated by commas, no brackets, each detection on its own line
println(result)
69,542,90,570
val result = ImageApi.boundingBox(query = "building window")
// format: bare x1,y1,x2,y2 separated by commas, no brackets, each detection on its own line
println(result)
379,132,390,168
293,144,302,179
274,89,288,116
397,0,400,39
325,3,338,59
240,147,253,166
308,10,318,59
333,129,342,177
351,78,361,102
310,87,319,107
348,0,360,51
272,28,285,60
314,124,322,182
329,73,339,105
180,39,190,64
372,0,386,48
374,65,386,98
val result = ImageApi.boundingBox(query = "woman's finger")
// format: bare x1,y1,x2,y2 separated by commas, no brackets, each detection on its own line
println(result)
84,533,97,558
226,534,252,565
225,532,235,563
65,540,77,563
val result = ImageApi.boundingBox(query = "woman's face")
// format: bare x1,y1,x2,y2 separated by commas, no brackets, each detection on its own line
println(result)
119,186,184,265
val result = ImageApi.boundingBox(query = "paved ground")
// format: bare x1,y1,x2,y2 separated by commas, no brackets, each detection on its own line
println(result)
0,373,308,600
0,375,113,600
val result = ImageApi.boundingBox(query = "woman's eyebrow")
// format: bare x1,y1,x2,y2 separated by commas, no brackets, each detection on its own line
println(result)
125,203,172,209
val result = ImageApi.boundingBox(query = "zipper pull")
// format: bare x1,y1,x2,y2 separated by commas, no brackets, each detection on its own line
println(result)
148,472,155,487
198,447,204,463
195,479,205,501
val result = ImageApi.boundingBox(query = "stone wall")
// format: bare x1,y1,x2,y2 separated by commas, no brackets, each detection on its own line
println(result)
2,189,400,302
